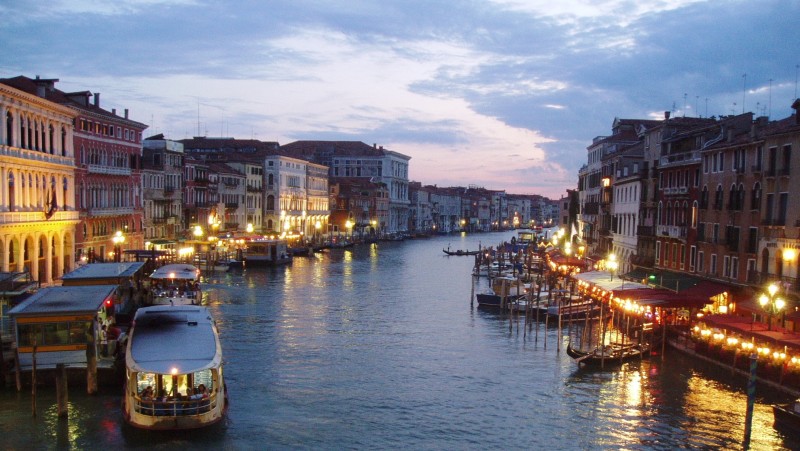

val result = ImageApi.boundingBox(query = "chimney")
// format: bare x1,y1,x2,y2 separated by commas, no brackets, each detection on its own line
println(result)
793,99,800,125
124,108,129,119
373,143,377,149
112,108,116,116
94,92,100,107
664,111,670,120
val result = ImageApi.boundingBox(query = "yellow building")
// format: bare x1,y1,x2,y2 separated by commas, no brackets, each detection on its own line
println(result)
0,78,80,283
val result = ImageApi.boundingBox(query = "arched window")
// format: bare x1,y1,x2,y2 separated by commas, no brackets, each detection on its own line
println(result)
714,185,724,210
6,111,13,146
728,184,737,210
737,183,745,211
666,202,672,226
700,185,709,209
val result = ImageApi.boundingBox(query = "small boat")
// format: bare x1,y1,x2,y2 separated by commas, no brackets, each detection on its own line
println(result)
547,299,601,319
566,342,648,366
147,263,201,305
121,305,227,430
773,399,800,431
443,248,479,256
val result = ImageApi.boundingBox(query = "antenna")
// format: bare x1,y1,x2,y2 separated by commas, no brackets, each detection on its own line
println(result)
705,98,709,118
769,78,773,118
695,96,699,118
197,98,201,137
795,64,799,100
683,93,687,117
741,73,746,114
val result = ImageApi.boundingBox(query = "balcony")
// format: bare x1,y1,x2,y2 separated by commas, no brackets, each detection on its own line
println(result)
247,185,262,192
657,224,687,238
224,222,239,229
751,164,762,173
87,164,131,176
0,209,79,224
88,206,134,217
225,202,239,209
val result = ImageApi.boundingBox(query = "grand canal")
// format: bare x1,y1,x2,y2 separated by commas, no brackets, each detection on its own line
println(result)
0,231,797,449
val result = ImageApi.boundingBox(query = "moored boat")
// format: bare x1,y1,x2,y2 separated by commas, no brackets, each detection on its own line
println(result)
122,305,227,430
773,399,800,431
566,342,648,366
147,263,201,305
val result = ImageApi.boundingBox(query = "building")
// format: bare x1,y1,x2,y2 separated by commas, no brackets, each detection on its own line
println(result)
142,135,185,244
0,77,80,283
279,141,411,233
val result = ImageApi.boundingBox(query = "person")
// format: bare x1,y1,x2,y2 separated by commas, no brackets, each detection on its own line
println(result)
99,325,108,357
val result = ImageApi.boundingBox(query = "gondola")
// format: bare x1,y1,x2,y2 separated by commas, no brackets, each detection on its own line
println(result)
566,342,648,366
443,248,479,256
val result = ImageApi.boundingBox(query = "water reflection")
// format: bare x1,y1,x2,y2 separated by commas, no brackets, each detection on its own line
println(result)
0,233,798,449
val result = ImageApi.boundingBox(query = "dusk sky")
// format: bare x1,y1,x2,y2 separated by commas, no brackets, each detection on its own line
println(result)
2,0,798,199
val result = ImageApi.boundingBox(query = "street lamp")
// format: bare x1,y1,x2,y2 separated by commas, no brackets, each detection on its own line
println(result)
315,220,321,245
112,230,125,262
758,283,786,331
607,253,618,281
345,219,353,239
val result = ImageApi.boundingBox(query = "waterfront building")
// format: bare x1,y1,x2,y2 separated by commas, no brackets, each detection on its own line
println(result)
0,77,80,283
408,182,434,233
142,135,184,244
329,178,386,238
184,155,214,236
1,76,147,269
264,154,329,238
609,141,644,274
208,161,246,235
179,137,280,234
507,195,531,229
754,101,800,302
279,141,411,233
579,118,658,259
429,186,462,233
696,113,759,285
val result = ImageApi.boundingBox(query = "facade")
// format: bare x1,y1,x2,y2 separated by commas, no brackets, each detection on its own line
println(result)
142,136,184,243
0,78,80,283
209,161,246,235
609,142,644,274
264,154,329,238
279,141,411,233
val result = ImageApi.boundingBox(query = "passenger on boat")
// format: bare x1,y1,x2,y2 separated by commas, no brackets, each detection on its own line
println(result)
140,386,155,415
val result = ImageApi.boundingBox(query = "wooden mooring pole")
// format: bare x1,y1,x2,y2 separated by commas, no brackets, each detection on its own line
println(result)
56,363,68,418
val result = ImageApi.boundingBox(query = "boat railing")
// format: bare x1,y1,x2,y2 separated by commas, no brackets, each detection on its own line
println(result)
134,393,218,417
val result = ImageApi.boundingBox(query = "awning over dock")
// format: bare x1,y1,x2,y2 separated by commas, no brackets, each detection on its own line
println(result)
9,285,117,370
61,262,146,285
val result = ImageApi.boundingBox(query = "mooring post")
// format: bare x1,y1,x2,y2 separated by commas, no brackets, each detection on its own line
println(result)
86,325,98,395
31,345,37,417
56,363,68,418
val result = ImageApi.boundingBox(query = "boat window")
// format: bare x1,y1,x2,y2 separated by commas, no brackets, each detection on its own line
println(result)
136,372,157,395
194,369,213,391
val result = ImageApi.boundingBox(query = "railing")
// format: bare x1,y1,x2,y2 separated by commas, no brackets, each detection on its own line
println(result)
0,145,74,166
751,164,762,173
659,150,701,167
0,210,79,223
87,164,131,176
133,394,217,417
224,202,238,209
657,225,687,238
88,206,134,217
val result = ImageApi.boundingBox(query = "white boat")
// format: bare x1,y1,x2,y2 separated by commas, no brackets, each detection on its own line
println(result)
122,305,227,430
148,263,201,305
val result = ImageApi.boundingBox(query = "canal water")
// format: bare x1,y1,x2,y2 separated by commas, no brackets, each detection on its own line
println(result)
0,232,797,450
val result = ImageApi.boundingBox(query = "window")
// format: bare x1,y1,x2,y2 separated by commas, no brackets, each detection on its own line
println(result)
698,251,705,272
710,254,717,275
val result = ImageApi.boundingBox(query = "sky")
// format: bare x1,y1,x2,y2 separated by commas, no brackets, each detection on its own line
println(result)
1,0,799,199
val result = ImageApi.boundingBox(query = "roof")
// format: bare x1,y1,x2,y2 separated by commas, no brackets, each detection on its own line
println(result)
8,285,117,317
61,262,146,282
127,305,221,374
0,75,147,128
149,263,200,281
280,140,387,158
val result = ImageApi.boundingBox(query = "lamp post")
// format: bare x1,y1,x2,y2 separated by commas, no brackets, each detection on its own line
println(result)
315,220,321,245
607,253,618,281
758,283,786,331
112,231,125,263
345,219,353,240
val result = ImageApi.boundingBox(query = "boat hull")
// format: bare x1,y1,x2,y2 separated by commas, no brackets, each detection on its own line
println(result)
773,403,800,431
